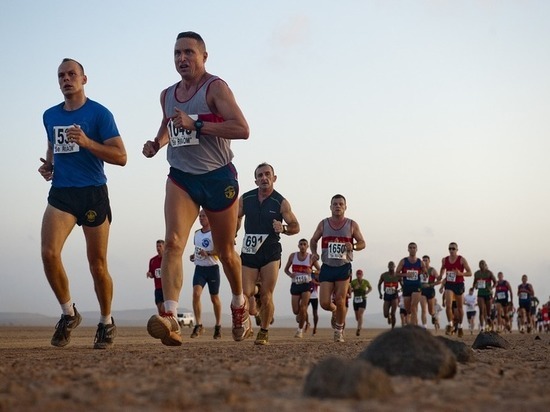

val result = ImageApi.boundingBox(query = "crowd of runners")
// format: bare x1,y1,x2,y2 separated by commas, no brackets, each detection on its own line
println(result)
40,31,546,349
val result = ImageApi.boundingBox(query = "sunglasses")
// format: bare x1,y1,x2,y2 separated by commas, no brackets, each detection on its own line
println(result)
448,247,457,250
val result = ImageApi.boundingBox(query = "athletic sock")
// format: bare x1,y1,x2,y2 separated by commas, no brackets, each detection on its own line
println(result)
61,301,75,316
335,323,344,331
164,300,178,316
100,315,112,325
232,294,245,307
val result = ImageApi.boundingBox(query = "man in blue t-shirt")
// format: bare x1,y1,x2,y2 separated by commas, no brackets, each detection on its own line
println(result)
38,58,127,349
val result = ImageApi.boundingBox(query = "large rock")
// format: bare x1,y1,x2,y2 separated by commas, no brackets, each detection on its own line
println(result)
303,356,393,399
471,331,510,349
436,336,475,363
358,325,457,379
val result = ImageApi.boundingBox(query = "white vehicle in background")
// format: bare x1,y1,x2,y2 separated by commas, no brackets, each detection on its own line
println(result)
177,312,195,328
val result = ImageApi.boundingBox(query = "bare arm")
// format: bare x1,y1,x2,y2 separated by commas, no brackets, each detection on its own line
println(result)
38,142,54,181
171,79,249,140
273,199,299,235
236,196,244,234
283,253,294,278
143,91,170,158
309,221,323,262
460,257,473,277
351,220,366,251
65,125,126,166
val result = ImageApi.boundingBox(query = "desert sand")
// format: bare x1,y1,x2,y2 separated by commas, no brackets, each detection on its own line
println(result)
1,325,549,411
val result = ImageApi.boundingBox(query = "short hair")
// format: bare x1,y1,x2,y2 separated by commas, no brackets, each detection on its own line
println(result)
254,162,274,178
298,238,308,244
408,242,417,248
156,239,165,244
176,31,206,50
61,58,85,74
422,255,430,260
331,194,346,203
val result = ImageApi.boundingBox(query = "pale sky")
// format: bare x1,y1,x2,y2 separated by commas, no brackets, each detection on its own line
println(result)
1,1,549,323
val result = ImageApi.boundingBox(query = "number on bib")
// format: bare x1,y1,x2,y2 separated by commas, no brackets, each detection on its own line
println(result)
328,242,347,259
241,234,268,254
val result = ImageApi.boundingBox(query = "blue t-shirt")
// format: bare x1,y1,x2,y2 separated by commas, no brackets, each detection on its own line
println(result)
42,98,120,188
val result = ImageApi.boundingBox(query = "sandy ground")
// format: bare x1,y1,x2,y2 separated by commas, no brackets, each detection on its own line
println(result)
1,325,549,412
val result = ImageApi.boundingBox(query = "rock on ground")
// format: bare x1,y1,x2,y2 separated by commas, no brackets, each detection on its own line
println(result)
359,325,457,379
303,356,393,399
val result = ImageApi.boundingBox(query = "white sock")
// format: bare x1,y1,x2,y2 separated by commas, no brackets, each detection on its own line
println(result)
232,294,245,307
164,300,178,316
61,301,74,316
100,315,112,325
458,323,463,329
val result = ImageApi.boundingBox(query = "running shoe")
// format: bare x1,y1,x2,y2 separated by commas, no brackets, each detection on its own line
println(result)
457,328,464,338
334,329,345,343
190,324,204,338
147,313,182,346
213,325,222,340
331,310,337,329
51,304,82,347
445,324,453,336
356,329,360,337
294,330,303,339
254,329,269,345
93,319,117,349
231,300,251,342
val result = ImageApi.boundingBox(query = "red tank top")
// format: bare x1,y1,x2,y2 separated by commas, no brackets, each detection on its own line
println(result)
444,256,465,284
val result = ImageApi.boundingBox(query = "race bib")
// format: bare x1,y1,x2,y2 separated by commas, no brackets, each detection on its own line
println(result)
406,270,418,281
241,234,268,254
447,271,456,282
168,115,200,147
294,274,310,285
154,268,161,279
519,292,528,300
385,286,396,295
327,242,347,259
53,125,80,154
497,292,506,300
354,296,364,304
420,273,429,284
477,280,486,289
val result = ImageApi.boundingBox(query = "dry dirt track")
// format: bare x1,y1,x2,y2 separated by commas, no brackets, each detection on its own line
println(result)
1,326,549,411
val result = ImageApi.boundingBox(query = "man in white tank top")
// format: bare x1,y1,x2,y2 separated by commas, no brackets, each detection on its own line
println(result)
283,239,321,338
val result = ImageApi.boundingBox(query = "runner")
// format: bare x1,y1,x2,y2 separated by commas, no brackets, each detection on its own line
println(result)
310,194,366,342
39,58,127,349
308,269,320,335
350,269,372,336
440,242,473,338
142,31,250,346
494,272,513,333
377,261,400,329
464,288,478,334
473,260,496,332
146,240,165,315
420,255,441,329
517,274,535,333
238,163,300,345
396,242,426,326
283,239,320,338
189,209,222,340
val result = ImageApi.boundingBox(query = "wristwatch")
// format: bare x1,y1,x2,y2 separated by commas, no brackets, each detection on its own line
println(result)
194,119,204,138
